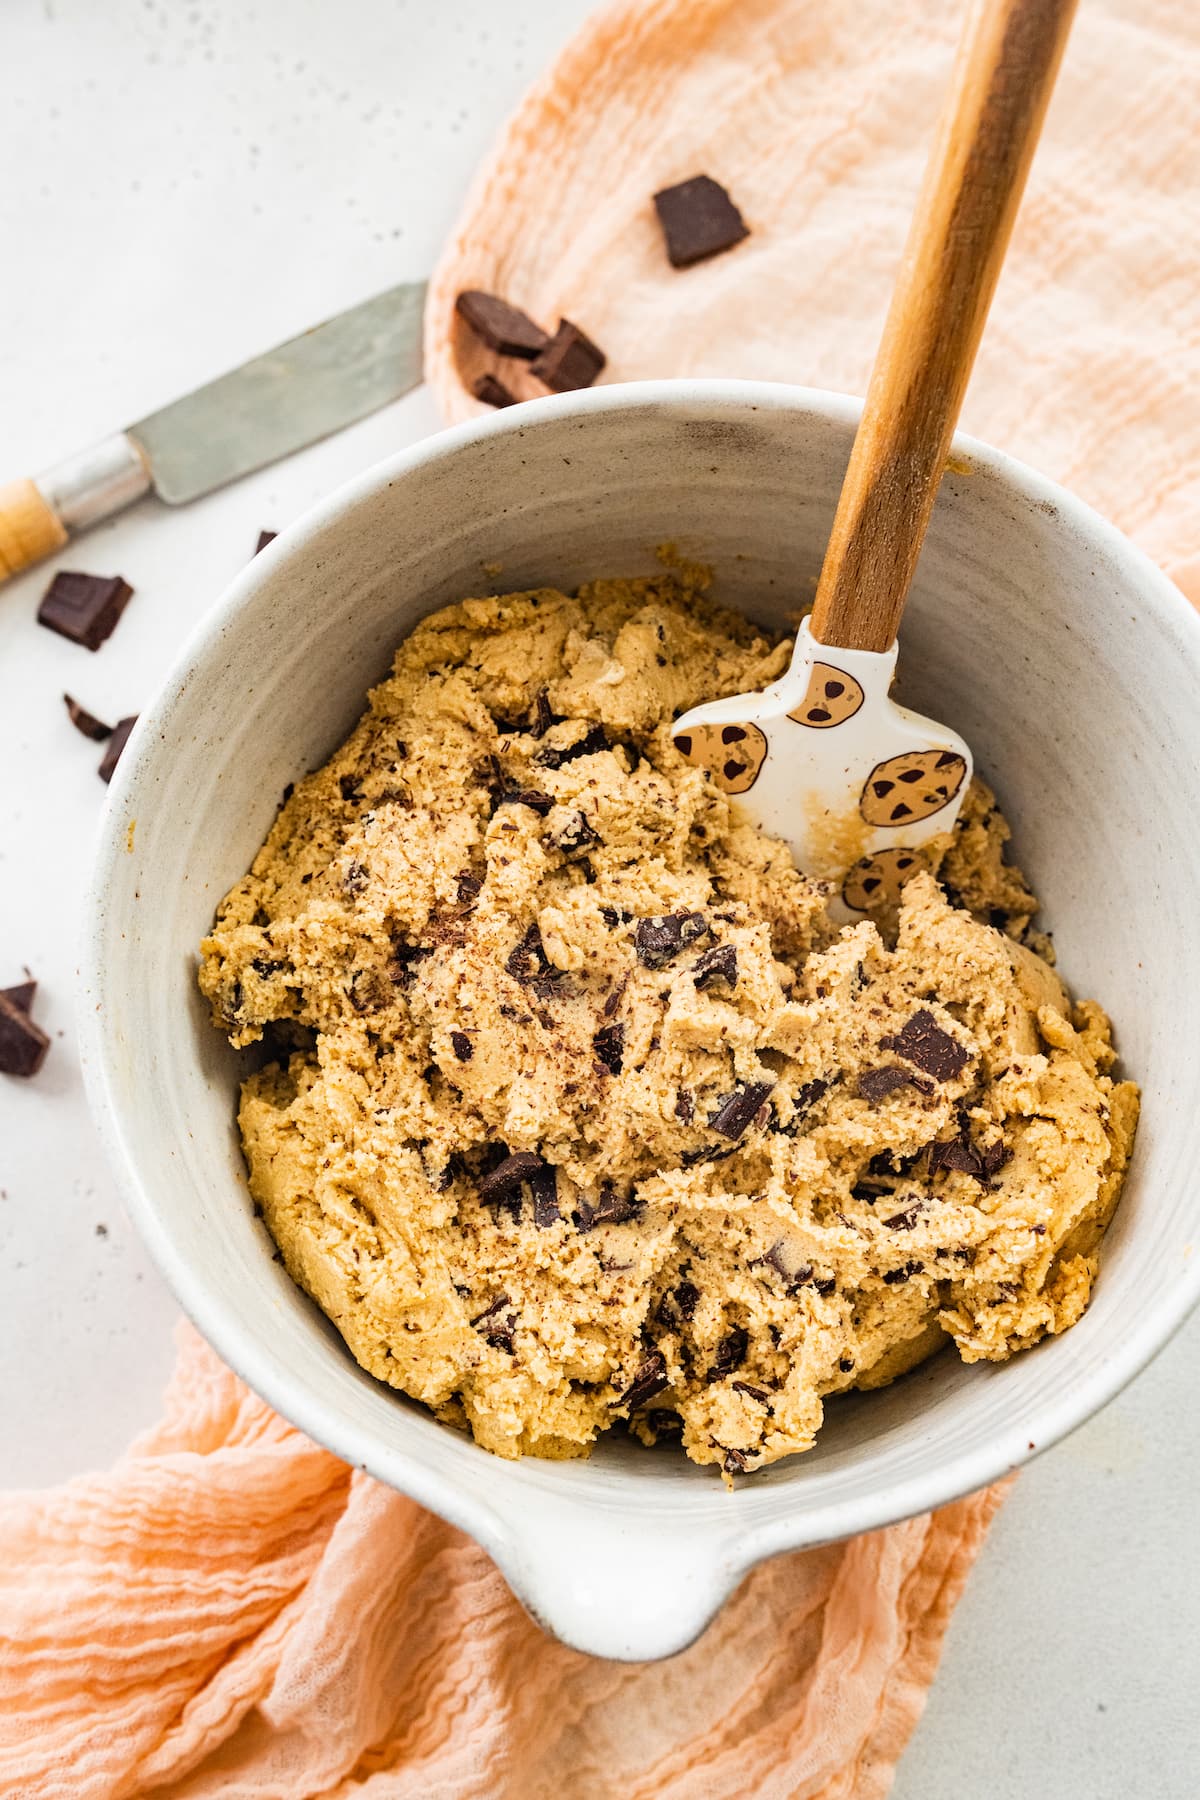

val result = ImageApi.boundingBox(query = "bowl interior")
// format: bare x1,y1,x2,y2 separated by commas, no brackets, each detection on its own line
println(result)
83,383,1200,1657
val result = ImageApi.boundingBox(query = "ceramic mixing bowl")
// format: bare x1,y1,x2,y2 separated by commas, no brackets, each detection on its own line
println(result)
80,381,1200,1661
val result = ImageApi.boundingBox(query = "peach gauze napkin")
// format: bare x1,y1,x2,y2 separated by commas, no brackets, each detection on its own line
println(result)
4,0,1197,1793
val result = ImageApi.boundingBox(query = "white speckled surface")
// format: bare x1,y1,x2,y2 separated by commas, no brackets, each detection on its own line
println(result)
1,0,1196,1787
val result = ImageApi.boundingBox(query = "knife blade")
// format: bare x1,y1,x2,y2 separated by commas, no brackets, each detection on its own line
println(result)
0,279,427,583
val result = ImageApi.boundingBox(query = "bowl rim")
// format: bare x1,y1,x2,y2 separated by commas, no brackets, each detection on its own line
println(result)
78,376,1200,1645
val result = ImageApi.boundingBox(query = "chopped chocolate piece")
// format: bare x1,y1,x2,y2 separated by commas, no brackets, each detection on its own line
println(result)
479,1150,548,1203
881,1008,969,1081
616,1350,668,1411
692,943,738,992
706,1326,749,1382
530,1163,560,1229
551,808,599,850
2,980,36,1015
709,1080,774,1140
882,1260,925,1286
593,1022,625,1075
674,1088,695,1124
472,372,518,409
731,1380,769,1403
63,693,113,741
576,1183,639,1231
722,1446,749,1476
0,992,49,1078
602,973,629,1019
839,1357,855,1373
456,870,483,905
530,318,607,393
857,1065,919,1106
530,689,555,737
600,906,620,929
674,1279,701,1320
882,1201,922,1230
653,174,750,268
254,529,277,555
814,1276,837,1297
450,1030,474,1062
471,1294,517,1352
338,774,362,803
455,290,550,358
634,911,708,970
981,1140,1012,1176
505,922,552,982
644,1408,684,1438
794,1077,829,1115
765,1243,813,1289
497,787,555,816
38,571,133,651
387,937,430,984
342,860,369,897
348,969,390,1014
98,715,138,783
929,1132,983,1176
535,723,610,769
680,1142,738,1167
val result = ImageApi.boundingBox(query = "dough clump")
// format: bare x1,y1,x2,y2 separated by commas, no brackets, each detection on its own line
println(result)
199,573,1138,1476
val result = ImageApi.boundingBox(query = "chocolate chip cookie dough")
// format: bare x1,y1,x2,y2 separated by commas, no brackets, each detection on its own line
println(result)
199,572,1138,1477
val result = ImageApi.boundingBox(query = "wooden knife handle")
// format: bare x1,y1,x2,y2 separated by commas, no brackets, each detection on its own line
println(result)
0,479,67,582
810,0,1077,653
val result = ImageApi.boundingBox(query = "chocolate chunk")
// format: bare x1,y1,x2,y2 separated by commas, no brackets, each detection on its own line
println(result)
530,318,607,392
0,991,50,1078
929,1132,983,1176
882,1260,925,1286
479,1150,548,1203
472,373,518,409
387,937,430,984
674,1279,700,1320
535,723,610,769
731,1380,769,1403
709,1081,774,1140
63,694,113,741
530,1164,560,1229
857,1065,920,1106
721,1446,749,1476
98,715,138,783
497,788,555,817
765,1243,813,1289
652,174,750,268
982,1140,1011,1176
634,911,708,970
505,922,552,982
692,943,738,992
794,1077,829,1115
530,689,555,738
254,529,277,555
551,809,599,851
644,1408,684,1438
616,1350,669,1411
455,290,550,358
2,980,36,1015
602,974,629,1019
881,1008,969,1081
814,1276,836,1296
593,1022,624,1075
472,1294,517,1353
37,571,133,651
674,1088,695,1124
576,1183,639,1231
456,870,483,905
450,1030,474,1062
882,1201,923,1230
338,774,362,803
706,1325,749,1381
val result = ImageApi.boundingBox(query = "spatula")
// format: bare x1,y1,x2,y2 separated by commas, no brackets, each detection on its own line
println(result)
672,0,1077,918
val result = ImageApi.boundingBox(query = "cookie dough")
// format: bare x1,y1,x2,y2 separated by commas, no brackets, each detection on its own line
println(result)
199,572,1138,1477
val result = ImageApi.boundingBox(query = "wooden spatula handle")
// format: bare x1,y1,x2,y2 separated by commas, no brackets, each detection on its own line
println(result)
810,0,1077,653
0,479,68,581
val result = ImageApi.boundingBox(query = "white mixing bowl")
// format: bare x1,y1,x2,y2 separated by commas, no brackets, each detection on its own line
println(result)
80,381,1200,1661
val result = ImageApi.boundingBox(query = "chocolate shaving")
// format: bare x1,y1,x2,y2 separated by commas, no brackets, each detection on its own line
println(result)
616,1350,669,1412
530,1164,560,1229
692,943,738,991
0,990,50,1078
38,571,133,650
471,1294,517,1352
530,318,606,392
576,1183,639,1232
592,1022,624,1075
471,372,517,409
653,174,750,268
634,911,708,970
602,973,629,1019
479,1150,548,1203
455,290,549,358
64,694,112,741
535,723,610,769
880,1008,969,1081
706,1326,749,1381
98,716,138,784
450,1030,474,1062
497,788,555,817
731,1380,769,1403
709,1081,774,1140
